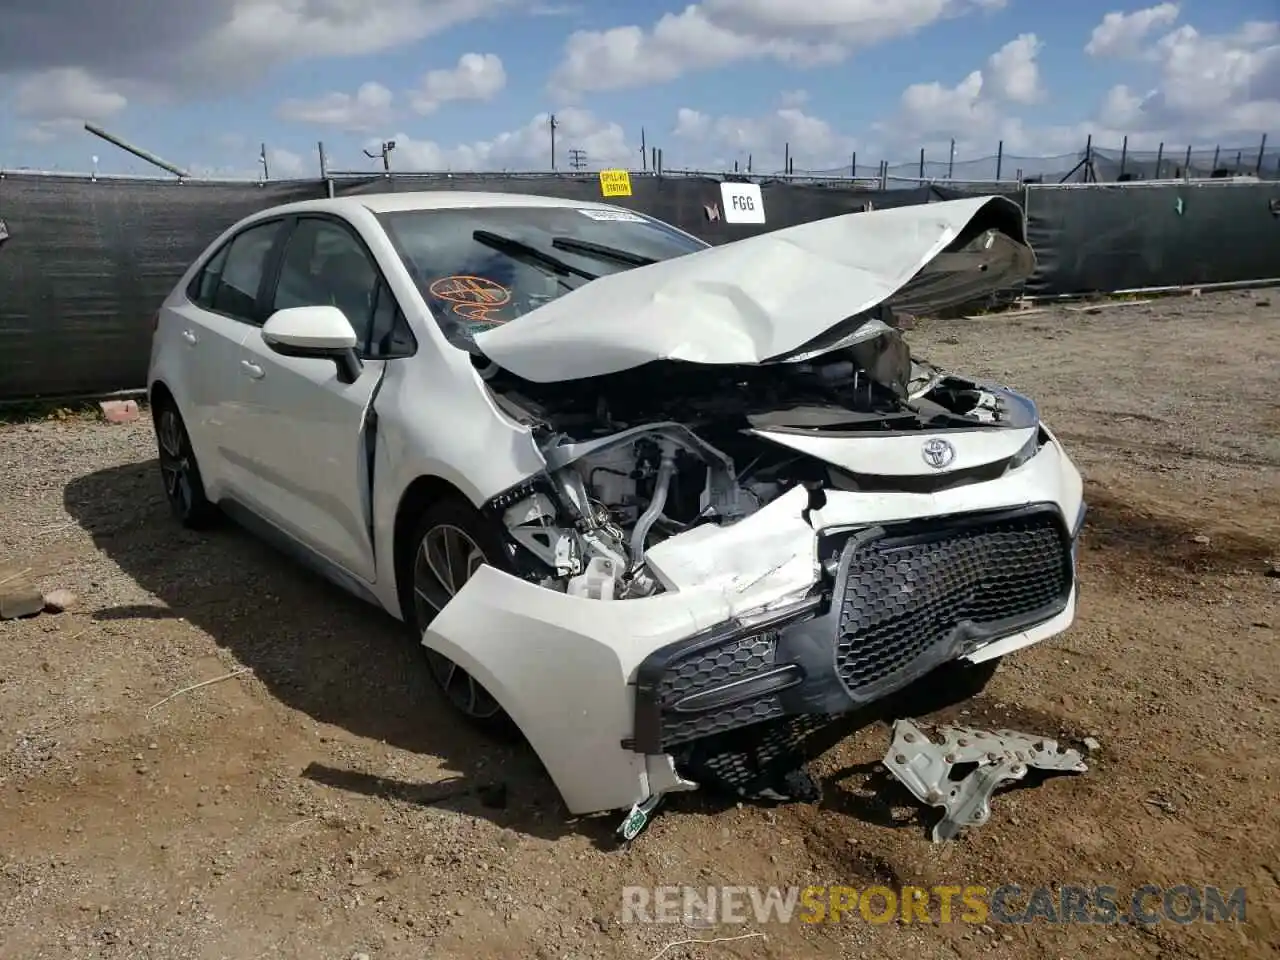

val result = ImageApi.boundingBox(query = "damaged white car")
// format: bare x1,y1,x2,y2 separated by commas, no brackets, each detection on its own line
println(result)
148,190,1085,835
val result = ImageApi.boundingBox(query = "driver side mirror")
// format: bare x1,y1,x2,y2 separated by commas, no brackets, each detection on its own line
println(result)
261,306,364,383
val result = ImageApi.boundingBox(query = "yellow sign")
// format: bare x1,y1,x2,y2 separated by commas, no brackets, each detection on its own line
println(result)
599,169,632,197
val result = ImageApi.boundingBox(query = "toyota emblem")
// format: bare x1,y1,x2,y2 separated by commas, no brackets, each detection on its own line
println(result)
921,438,956,470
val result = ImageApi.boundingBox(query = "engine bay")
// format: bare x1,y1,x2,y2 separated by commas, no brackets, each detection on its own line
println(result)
478,322,1035,600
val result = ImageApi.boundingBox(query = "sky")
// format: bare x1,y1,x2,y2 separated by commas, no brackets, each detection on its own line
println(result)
0,0,1276,179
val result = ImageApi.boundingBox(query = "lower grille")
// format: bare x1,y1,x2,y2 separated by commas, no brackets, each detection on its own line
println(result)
655,632,786,747
675,713,835,801
834,509,1071,695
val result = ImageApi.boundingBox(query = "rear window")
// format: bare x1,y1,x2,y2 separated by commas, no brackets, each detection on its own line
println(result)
376,205,707,350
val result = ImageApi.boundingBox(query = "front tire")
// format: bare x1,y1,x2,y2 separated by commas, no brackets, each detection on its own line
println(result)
403,498,514,733
153,400,218,529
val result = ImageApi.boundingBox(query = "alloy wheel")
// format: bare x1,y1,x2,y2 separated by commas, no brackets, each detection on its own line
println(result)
413,523,502,719
157,409,195,517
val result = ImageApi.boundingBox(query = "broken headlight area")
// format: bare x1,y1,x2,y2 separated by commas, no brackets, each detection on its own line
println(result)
482,418,825,599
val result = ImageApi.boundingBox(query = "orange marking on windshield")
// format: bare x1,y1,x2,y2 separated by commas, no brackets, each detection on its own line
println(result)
429,275,511,325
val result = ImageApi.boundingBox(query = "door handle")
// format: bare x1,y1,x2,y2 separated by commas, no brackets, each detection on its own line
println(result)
240,360,265,379
181,330,198,345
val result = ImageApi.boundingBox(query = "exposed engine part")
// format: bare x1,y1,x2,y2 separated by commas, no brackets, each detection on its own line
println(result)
629,440,676,569
488,322,1040,595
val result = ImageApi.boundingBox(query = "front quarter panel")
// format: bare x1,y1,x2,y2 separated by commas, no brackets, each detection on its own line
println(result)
368,344,549,617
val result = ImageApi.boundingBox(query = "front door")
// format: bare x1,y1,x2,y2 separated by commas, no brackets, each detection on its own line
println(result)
228,215,402,584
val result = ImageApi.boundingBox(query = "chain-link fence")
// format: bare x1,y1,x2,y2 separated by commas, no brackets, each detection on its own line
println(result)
706,138,1278,187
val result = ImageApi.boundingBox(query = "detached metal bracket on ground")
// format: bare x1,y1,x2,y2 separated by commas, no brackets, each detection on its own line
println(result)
884,719,1088,841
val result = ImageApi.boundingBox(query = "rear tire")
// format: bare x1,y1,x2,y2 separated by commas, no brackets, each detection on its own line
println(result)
153,399,219,529
403,497,516,735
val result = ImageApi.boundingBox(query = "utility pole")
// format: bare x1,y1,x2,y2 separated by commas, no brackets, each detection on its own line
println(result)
363,140,396,172
640,127,647,172
568,148,587,171
260,142,270,180
549,114,559,170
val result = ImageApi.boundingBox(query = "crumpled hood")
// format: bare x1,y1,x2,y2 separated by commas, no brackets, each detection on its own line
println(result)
473,195,1033,384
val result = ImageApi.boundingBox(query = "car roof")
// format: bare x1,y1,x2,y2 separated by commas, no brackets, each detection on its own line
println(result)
253,190,634,220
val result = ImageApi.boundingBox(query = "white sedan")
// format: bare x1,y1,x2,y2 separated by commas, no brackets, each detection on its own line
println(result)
147,190,1084,837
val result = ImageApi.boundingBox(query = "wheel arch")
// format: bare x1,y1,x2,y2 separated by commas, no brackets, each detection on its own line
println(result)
391,474,477,618
148,378,176,409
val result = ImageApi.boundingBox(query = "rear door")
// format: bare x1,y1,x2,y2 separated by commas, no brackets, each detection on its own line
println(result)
173,217,290,499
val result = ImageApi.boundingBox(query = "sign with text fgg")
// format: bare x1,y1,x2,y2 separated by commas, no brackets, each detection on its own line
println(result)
598,169,633,197
719,182,765,224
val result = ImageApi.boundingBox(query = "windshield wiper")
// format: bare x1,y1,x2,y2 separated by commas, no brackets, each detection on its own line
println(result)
472,230,597,282
550,236,658,268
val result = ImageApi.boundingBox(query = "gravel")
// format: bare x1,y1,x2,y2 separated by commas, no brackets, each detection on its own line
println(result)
0,289,1277,959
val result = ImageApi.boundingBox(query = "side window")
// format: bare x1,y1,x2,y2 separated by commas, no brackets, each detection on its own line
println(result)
367,278,415,357
273,218,380,349
188,242,231,308
208,220,284,324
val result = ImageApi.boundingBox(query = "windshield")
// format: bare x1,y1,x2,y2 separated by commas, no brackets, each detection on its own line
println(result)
376,205,707,351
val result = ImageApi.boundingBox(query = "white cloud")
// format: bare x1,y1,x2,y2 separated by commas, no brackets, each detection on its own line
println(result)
672,104,855,171
12,67,128,121
1085,4,1180,59
266,147,307,178
272,53,505,131
869,12,1276,163
778,89,810,107
277,82,395,131
1092,16,1280,139
986,33,1044,104
0,0,517,102
367,107,635,172
409,53,507,114
549,0,996,95
1097,85,1147,129
882,33,1046,151
189,0,513,89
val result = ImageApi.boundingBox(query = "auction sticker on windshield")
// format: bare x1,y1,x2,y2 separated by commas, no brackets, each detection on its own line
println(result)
577,208,647,222
429,275,511,325
720,182,766,224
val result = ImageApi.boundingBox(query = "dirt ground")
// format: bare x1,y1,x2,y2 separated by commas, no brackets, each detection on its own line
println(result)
1,289,1277,960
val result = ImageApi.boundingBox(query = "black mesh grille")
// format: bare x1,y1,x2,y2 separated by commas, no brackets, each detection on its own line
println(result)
835,511,1070,694
676,713,834,799
656,632,785,746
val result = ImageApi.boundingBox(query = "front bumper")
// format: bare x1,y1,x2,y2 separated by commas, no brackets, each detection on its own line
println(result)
631,503,1075,755
424,437,1085,816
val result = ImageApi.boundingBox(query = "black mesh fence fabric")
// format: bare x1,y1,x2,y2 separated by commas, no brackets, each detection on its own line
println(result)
331,173,935,244
1023,180,1280,296
1,170,1277,402
0,174,325,401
